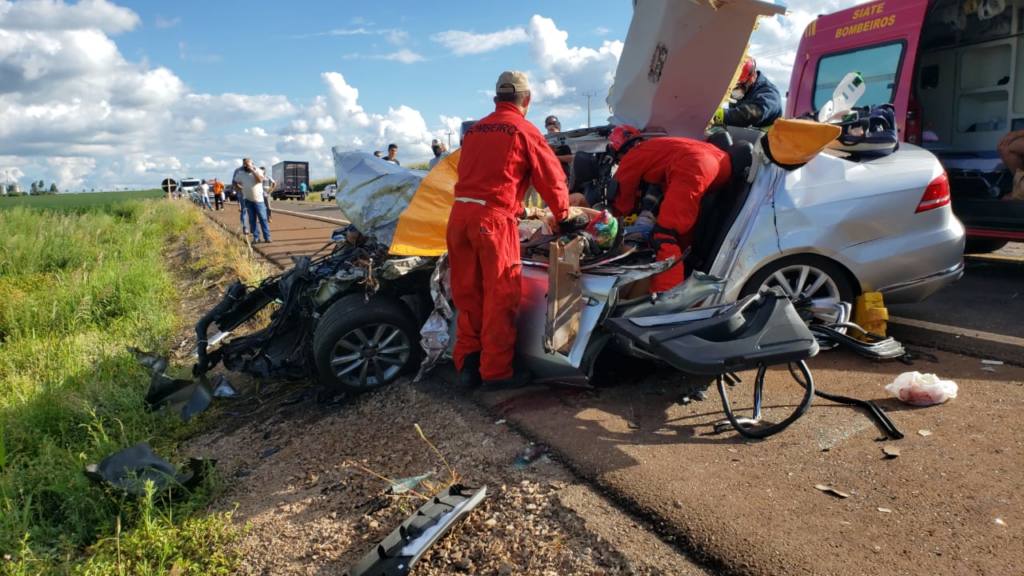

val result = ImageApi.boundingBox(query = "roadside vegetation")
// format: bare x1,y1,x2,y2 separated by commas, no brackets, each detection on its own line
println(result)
0,197,263,574
0,189,164,211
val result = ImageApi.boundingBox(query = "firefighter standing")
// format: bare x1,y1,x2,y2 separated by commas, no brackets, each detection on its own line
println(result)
609,125,732,293
714,56,782,129
447,71,575,387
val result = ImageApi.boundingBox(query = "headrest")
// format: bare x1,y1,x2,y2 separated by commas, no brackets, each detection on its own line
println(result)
762,119,842,170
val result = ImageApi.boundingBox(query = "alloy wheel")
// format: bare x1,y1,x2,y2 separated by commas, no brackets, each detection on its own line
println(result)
757,264,843,324
330,323,412,389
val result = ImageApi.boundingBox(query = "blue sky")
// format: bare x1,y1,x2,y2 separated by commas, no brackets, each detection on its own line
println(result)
0,0,861,190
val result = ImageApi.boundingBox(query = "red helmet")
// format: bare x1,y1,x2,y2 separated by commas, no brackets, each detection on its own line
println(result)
738,56,757,86
609,124,641,153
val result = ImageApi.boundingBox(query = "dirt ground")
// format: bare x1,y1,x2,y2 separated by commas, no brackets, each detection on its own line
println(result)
186,377,710,576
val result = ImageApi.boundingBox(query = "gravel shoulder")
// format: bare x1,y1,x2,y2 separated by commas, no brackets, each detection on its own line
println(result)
186,377,711,575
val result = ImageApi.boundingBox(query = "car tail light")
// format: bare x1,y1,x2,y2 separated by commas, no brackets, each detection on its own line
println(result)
916,173,951,213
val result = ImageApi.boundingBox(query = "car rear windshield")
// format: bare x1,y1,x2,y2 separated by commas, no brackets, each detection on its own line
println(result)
813,42,905,110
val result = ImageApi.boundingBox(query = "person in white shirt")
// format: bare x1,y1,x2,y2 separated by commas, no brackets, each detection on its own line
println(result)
233,158,271,243
199,180,212,210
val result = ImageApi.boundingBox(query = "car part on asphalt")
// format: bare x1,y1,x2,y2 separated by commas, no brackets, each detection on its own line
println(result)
84,442,210,498
608,288,903,439
810,322,907,361
344,485,487,576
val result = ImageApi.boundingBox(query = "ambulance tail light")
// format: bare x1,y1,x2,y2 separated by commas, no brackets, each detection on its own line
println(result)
916,173,950,213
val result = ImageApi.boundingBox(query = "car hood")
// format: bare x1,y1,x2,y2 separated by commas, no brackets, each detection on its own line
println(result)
607,0,785,137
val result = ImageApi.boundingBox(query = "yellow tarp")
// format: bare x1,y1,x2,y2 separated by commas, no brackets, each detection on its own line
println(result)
389,149,460,256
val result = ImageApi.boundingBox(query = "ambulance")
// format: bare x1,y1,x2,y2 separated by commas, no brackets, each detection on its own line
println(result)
787,0,1024,251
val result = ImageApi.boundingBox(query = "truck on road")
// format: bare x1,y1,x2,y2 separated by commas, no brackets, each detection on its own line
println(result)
271,161,310,200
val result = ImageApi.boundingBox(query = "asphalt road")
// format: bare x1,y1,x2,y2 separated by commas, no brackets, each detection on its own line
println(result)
204,207,1023,576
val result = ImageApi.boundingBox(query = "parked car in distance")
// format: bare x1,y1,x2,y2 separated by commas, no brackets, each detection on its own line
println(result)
322,184,337,202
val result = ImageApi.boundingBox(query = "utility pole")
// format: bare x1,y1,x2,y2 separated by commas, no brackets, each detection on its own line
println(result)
446,129,453,149
583,90,597,128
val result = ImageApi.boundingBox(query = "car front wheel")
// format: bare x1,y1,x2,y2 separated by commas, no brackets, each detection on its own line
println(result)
741,255,856,324
313,295,419,392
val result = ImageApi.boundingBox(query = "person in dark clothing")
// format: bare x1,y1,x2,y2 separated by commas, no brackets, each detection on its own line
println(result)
715,56,782,129
544,115,573,183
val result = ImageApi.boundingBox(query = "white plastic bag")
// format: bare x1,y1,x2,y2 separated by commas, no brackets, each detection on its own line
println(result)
884,372,958,406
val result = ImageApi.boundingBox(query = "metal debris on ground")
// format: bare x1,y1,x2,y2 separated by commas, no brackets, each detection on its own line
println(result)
877,507,893,513
134,347,215,421
84,442,211,498
981,359,1005,366
918,429,933,437
814,484,851,499
344,485,487,576
882,446,901,459
211,374,238,398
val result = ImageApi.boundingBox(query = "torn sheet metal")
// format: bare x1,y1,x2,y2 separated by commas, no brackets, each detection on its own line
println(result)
84,442,210,498
415,254,453,382
333,149,427,246
345,485,487,576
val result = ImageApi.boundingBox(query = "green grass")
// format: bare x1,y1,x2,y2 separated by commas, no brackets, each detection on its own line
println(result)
309,177,336,192
0,199,240,574
0,190,164,212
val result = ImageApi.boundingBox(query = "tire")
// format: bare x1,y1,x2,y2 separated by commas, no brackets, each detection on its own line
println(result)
741,255,856,324
313,295,419,392
964,238,1008,255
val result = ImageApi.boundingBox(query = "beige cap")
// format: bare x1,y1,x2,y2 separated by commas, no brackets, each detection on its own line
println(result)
496,70,530,94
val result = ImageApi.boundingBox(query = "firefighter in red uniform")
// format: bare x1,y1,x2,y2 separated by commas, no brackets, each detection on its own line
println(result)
447,71,576,387
609,125,732,293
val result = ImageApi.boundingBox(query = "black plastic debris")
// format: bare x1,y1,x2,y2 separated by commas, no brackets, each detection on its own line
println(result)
132,347,216,421
345,485,487,576
84,442,210,498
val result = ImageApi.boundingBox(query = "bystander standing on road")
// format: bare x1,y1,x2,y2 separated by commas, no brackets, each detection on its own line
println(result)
383,143,400,166
260,166,274,222
212,179,225,210
235,158,271,243
232,161,249,233
199,179,213,210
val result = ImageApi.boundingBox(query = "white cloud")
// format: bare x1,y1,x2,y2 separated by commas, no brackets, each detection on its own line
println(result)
524,14,622,116
292,26,408,44
0,0,139,34
342,49,425,64
154,15,180,29
246,127,268,138
47,156,95,189
431,27,529,56
594,26,610,36
0,162,25,184
198,156,232,170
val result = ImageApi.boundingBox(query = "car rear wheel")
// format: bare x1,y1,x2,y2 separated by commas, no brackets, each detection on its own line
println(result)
313,296,419,392
741,255,856,324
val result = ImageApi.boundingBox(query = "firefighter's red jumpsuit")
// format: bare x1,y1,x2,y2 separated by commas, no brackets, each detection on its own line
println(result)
447,102,570,381
612,138,732,293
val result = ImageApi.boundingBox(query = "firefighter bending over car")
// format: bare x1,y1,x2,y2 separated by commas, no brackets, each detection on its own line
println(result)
447,71,586,388
609,125,732,293
713,56,782,129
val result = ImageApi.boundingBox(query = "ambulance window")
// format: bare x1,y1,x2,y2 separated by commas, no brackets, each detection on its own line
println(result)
813,43,905,110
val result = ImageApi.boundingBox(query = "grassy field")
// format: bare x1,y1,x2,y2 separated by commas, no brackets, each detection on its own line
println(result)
0,196,245,574
0,190,164,212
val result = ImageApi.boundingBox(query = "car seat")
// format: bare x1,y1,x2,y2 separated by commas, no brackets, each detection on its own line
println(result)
686,135,755,273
